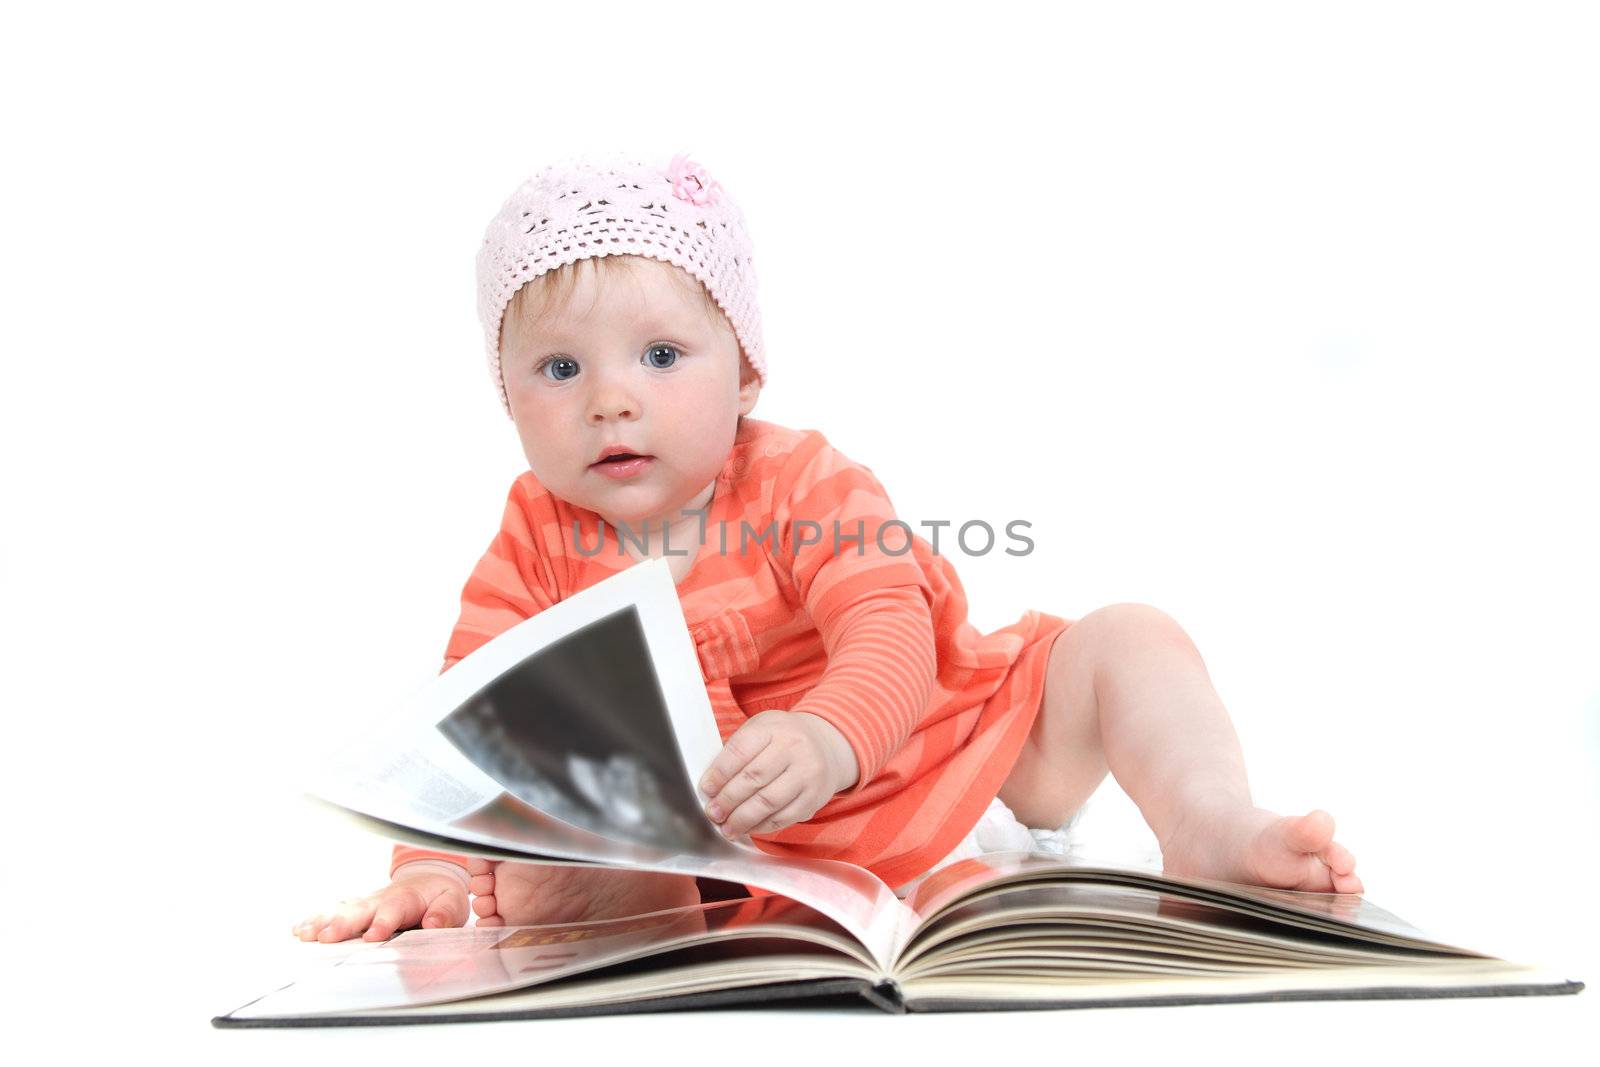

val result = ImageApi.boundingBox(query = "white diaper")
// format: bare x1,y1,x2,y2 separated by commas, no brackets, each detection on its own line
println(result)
891,795,1083,898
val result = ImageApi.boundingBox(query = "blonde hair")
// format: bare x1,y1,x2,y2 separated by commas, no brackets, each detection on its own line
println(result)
500,254,756,387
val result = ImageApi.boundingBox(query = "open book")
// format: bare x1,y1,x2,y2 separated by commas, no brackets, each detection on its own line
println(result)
215,559,1582,1026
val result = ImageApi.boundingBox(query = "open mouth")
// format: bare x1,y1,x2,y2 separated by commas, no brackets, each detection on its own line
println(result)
591,452,655,477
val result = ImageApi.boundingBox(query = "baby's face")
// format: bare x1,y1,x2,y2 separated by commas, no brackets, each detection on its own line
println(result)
500,256,760,532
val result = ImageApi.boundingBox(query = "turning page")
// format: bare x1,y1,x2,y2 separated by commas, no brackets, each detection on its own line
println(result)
306,556,912,966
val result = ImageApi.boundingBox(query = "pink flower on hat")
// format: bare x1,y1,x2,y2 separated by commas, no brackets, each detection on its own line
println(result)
667,153,722,206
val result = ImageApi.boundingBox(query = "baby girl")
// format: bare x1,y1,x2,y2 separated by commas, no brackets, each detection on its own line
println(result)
295,152,1361,944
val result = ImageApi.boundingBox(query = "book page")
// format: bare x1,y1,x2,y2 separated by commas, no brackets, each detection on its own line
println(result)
901,881,1440,973
305,557,908,968
901,850,1463,953
226,895,873,1021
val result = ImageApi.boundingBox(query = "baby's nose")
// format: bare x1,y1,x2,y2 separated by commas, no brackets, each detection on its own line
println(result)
588,398,637,421
587,384,640,421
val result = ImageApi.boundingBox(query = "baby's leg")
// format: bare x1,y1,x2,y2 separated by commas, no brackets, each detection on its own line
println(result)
469,862,703,927
998,603,1363,893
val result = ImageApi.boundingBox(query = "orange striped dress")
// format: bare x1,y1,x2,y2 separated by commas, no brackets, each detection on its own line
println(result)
392,417,1071,892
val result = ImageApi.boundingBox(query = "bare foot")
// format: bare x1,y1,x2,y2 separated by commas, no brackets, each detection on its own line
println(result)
469,861,703,927
1158,803,1364,894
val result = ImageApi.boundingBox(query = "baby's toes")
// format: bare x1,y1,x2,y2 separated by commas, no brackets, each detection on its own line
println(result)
471,893,498,920
1331,869,1365,895
1248,815,1333,890
1281,810,1336,855
1319,839,1357,877
469,873,495,896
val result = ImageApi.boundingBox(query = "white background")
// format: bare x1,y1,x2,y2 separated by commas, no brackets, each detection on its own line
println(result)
2,1,1594,1062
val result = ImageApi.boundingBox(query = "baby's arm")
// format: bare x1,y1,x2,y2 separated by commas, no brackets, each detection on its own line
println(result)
700,438,940,836
787,586,938,793
700,588,936,836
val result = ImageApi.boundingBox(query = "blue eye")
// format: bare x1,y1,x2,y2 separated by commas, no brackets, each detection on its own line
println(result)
644,343,680,369
538,356,579,382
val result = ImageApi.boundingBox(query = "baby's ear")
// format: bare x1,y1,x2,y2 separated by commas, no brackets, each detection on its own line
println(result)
737,356,762,414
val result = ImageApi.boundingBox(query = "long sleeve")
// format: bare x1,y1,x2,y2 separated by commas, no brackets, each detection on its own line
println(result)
773,436,939,794
391,475,561,878
790,586,937,794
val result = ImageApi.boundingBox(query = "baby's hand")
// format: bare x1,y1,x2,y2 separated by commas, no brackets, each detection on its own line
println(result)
292,859,491,943
698,710,859,838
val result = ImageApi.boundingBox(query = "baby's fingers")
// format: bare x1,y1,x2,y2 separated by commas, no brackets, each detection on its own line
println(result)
698,722,774,809
418,886,469,931
293,901,363,942
292,912,334,941
720,770,803,838
294,896,378,943
364,890,426,942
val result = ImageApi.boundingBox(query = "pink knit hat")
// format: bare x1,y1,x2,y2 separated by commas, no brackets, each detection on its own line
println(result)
476,151,767,418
